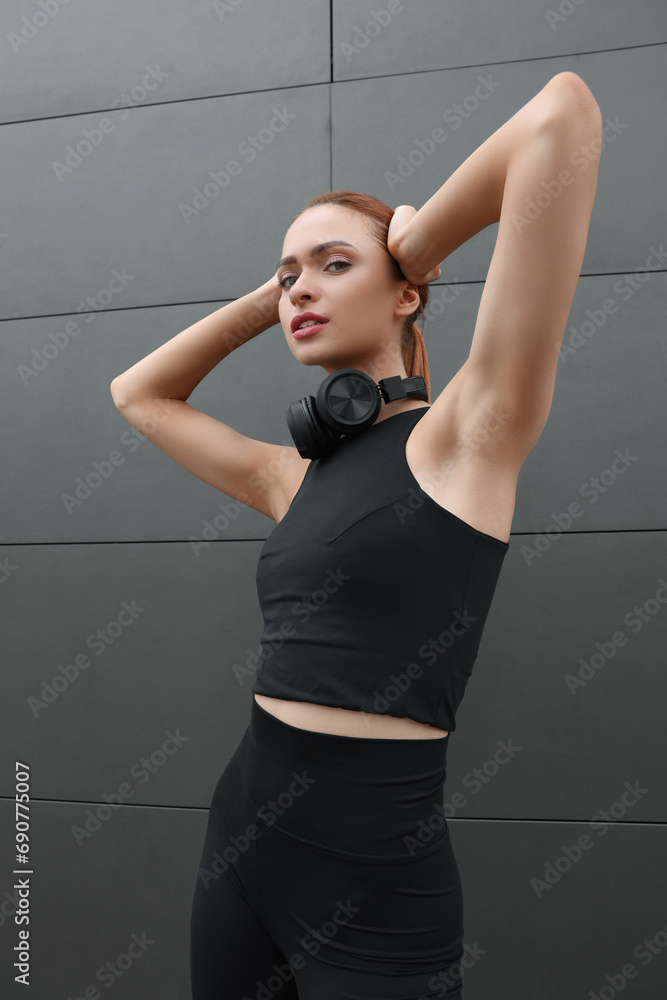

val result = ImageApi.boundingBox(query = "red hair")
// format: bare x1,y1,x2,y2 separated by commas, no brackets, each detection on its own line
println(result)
289,190,431,402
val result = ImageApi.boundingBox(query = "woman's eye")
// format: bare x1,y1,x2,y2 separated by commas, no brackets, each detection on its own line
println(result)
278,258,350,290
326,258,351,273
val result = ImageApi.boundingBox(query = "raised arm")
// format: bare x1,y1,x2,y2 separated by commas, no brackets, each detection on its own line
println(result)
109,277,308,522
388,71,603,470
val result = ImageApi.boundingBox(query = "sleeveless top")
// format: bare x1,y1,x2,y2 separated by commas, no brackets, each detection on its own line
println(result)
250,406,509,732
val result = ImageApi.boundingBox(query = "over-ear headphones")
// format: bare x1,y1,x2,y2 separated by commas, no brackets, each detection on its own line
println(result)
286,368,428,460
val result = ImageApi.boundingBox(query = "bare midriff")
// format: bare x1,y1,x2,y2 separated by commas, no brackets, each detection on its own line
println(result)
253,693,449,740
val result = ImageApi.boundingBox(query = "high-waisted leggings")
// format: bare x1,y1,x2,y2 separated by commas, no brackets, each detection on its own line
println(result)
190,697,465,999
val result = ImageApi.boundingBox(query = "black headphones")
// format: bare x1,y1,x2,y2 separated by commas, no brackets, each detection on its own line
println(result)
286,368,428,460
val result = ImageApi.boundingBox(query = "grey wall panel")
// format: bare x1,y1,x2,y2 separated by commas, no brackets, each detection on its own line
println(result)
520,272,666,534
331,45,666,276
0,799,205,999
1,273,662,544
452,818,667,998
2,542,261,809
1,0,330,124
333,0,667,81
2,534,664,823
0,83,330,321
453,532,666,821
0,300,286,544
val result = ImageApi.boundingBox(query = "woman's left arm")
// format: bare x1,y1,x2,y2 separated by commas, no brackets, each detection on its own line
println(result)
389,71,603,468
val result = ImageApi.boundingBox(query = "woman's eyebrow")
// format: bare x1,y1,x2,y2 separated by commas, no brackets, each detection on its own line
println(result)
276,241,357,271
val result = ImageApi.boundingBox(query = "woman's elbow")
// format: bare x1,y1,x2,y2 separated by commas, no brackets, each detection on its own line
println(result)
544,72,602,127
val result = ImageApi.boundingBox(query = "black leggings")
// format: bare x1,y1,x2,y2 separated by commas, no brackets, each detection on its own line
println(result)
190,697,465,999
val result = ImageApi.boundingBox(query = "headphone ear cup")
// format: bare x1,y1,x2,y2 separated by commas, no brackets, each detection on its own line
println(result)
302,394,336,459
316,368,380,434
285,395,335,460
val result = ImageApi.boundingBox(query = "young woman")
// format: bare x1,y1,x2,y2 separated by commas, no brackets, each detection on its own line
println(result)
111,71,601,999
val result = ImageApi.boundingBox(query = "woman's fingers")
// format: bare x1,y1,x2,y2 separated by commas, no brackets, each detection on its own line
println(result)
388,205,442,284
387,204,416,255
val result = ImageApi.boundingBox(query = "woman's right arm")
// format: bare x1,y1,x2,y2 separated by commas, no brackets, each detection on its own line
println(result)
109,277,305,522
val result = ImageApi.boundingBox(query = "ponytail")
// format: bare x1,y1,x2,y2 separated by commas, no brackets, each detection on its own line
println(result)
400,284,430,403
403,319,430,403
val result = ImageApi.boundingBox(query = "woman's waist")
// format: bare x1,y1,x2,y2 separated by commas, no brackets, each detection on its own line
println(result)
252,693,450,740
244,695,452,861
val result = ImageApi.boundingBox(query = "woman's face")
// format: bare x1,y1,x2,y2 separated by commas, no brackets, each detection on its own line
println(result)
276,205,418,375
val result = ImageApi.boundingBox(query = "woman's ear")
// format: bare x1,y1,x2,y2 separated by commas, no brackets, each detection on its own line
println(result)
395,280,421,319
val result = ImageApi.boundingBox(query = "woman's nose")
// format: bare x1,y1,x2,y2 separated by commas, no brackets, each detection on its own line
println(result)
289,278,314,302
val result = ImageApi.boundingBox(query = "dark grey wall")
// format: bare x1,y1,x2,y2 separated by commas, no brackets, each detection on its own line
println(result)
1,3,666,997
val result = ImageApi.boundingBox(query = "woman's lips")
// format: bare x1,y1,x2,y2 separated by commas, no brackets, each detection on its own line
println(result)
292,321,328,339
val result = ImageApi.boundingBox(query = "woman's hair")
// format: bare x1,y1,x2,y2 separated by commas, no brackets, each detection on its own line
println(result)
288,190,431,402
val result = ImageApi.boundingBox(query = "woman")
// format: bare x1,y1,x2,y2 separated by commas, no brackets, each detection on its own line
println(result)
111,72,601,999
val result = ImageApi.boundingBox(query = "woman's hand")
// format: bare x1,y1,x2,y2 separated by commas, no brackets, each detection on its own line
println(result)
387,205,442,286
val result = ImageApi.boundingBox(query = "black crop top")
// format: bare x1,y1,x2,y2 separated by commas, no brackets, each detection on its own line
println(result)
250,406,509,732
